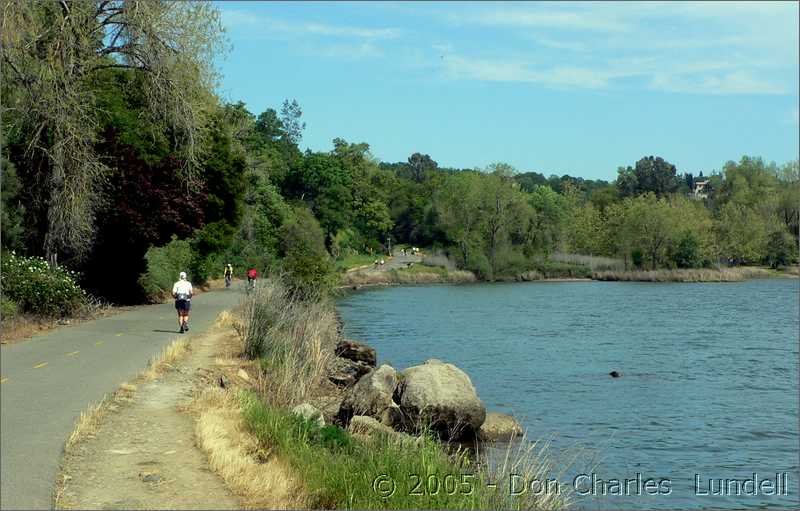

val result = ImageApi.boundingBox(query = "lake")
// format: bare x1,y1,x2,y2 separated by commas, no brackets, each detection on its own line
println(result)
337,278,799,509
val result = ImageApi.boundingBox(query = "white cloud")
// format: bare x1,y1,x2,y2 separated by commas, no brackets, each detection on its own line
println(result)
463,9,628,32
433,1,798,95
649,71,788,95
441,56,617,89
301,22,399,40
301,42,384,60
221,8,400,41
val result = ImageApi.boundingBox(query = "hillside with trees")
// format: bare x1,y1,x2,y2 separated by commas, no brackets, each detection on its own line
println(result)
1,2,798,317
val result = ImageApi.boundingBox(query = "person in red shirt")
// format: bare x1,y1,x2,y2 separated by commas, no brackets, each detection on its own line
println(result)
247,267,257,290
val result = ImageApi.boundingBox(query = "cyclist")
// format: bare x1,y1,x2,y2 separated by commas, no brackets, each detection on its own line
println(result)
172,271,193,333
247,267,257,290
224,263,233,288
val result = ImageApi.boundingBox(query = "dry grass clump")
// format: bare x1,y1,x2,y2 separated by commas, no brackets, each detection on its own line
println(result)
141,337,190,380
236,280,335,408
192,388,305,509
63,381,138,454
592,267,771,282
64,399,107,452
552,252,625,271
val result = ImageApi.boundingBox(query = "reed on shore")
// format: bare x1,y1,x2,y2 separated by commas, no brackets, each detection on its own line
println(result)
340,267,477,287
591,267,771,282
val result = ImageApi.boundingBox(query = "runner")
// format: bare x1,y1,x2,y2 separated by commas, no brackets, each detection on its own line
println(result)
172,271,193,333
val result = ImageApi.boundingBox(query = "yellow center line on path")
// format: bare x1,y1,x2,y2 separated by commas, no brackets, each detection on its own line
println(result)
95,341,104,346
66,351,79,357
116,333,123,337
0,377,8,384
33,362,48,369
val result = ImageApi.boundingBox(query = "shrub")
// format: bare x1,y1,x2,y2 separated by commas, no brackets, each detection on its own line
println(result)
1,252,87,317
764,229,796,269
1,295,18,321
670,232,700,269
279,206,337,299
236,279,335,406
534,260,592,279
631,248,644,269
190,221,236,284
138,236,193,301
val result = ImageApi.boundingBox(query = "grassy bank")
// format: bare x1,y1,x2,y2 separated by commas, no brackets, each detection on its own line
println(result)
591,267,772,282
237,279,568,510
241,392,565,510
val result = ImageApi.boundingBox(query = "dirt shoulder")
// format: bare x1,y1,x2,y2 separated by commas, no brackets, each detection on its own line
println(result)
55,312,299,510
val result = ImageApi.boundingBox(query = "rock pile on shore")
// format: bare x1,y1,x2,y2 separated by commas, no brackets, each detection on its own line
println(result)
295,338,523,444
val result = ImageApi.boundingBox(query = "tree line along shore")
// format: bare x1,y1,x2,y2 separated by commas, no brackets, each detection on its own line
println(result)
2,1,797,327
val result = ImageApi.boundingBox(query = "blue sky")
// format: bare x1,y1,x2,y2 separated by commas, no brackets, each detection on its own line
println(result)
215,1,799,181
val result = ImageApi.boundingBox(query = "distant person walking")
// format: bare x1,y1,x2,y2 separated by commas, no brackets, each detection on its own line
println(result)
172,271,193,333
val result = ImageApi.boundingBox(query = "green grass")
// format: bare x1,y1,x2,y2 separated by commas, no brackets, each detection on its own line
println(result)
240,391,565,510
336,254,381,272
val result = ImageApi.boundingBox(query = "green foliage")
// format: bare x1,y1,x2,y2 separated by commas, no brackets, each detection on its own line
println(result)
190,221,237,283
278,206,336,299
617,156,680,198
670,232,701,269
1,252,87,317
0,158,25,252
631,248,644,269
533,260,592,279
138,236,194,301
764,228,796,269
1,294,18,321
715,202,769,264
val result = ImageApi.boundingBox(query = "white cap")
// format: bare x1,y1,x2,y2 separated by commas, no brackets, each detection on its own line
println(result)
179,272,187,280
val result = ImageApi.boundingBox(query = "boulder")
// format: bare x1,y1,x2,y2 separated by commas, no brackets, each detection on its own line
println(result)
348,415,396,436
328,358,372,388
479,412,523,442
338,364,402,427
397,359,486,439
311,395,342,424
335,339,377,367
292,403,325,427
348,415,421,447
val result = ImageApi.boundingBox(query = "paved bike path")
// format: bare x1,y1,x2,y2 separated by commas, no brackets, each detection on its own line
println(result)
0,289,242,510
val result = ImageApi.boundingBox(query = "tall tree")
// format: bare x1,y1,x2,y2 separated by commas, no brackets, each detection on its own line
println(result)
616,156,680,198
279,99,306,145
405,153,438,183
2,0,226,261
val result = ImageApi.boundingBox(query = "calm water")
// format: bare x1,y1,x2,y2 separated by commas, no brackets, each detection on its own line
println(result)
337,279,799,509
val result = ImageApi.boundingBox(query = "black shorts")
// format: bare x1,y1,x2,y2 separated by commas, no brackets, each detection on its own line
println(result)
175,299,191,312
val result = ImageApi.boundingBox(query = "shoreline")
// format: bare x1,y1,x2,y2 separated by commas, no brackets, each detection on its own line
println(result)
337,265,797,292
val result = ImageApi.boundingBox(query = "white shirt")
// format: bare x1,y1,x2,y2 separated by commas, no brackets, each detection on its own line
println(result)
172,280,193,299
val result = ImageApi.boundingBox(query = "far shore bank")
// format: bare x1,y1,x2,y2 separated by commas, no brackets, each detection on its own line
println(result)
337,264,797,291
